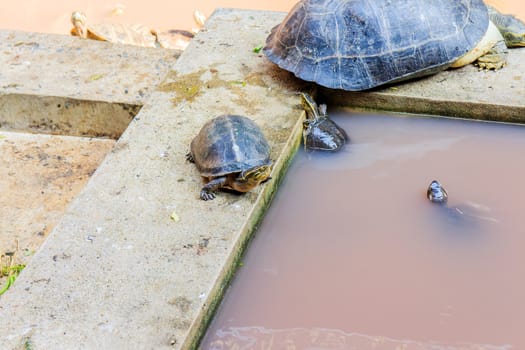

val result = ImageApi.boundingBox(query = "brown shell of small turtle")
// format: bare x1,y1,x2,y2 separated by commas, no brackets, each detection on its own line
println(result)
187,115,273,200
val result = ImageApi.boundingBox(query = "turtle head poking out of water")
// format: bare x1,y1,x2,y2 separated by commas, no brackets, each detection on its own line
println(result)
187,115,273,201
427,180,448,204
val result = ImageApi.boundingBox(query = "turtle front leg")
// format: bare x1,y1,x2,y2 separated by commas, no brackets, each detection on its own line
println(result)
475,40,508,70
186,151,195,163
200,176,227,201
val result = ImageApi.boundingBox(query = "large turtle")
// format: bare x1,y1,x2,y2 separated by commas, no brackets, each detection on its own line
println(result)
264,0,525,91
187,115,273,201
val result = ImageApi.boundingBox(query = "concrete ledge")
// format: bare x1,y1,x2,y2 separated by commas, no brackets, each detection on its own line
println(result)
0,94,140,138
323,48,525,122
0,9,305,350
0,30,179,137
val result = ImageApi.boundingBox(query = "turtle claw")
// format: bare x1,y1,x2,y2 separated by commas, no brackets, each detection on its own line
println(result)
186,152,195,163
474,40,508,70
200,190,216,201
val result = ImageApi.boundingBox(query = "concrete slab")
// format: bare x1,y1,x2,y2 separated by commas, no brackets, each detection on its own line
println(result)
0,131,115,272
0,9,305,350
324,48,525,122
0,30,180,137
0,7,524,350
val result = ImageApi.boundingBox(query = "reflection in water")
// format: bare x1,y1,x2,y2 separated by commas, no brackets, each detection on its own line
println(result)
307,136,463,171
201,111,525,349
207,326,511,350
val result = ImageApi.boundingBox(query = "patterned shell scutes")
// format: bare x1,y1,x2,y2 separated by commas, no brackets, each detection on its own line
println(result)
264,0,489,91
190,115,271,177
90,23,158,47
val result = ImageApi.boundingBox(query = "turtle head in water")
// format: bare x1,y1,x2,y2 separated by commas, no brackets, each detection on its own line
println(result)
70,11,88,38
300,92,347,152
427,180,448,204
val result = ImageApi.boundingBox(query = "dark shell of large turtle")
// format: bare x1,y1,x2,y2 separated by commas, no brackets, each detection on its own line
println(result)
264,0,489,91
189,115,271,177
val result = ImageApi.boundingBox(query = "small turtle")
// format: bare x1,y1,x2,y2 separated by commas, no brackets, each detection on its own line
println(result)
264,0,525,91
187,115,273,201
300,92,348,152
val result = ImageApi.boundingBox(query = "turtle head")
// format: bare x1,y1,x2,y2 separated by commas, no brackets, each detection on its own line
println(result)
300,92,320,121
503,31,525,47
427,180,448,204
71,11,88,38
232,162,273,192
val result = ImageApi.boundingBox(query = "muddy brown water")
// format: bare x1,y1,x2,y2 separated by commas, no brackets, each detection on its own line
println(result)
0,0,523,36
201,111,525,349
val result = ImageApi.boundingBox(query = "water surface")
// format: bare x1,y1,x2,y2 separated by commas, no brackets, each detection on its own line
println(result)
201,111,525,349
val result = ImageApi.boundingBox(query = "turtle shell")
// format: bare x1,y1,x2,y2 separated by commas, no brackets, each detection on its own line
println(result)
86,23,158,47
264,0,489,91
190,115,271,177
70,11,158,48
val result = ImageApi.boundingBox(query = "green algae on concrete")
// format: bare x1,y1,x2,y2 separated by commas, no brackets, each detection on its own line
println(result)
158,61,307,116
157,70,206,103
